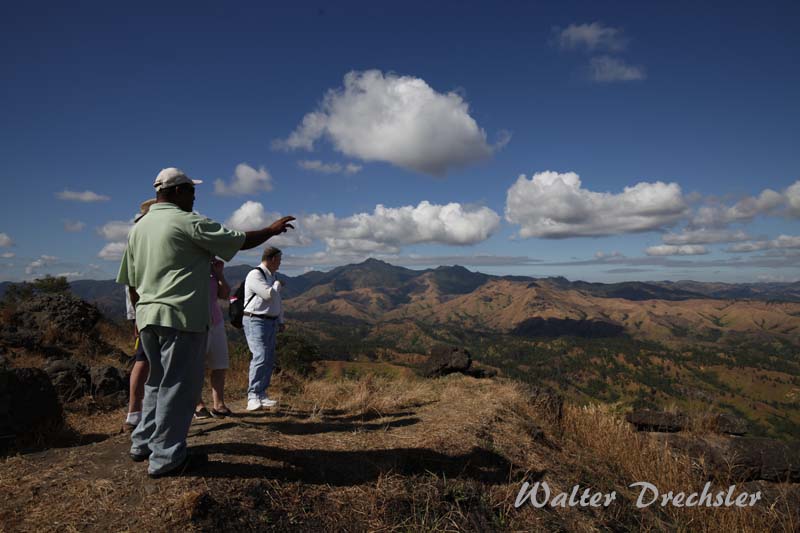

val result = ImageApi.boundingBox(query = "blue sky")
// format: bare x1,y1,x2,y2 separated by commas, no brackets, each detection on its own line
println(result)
1,1,799,282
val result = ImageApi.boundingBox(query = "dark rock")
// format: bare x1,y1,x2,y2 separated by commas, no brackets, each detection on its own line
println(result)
0,367,63,448
44,358,91,402
626,410,688,432
90,365,126,397
653,434,800,482
421,345,472,377
728,437,800,482
0,293,101,349
527,385,564,425
711,413,749,436
463,367,498,379
0,353,7,370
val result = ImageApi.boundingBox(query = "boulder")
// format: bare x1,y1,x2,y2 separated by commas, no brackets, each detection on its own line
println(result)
44,359,91,402
0,367,63,449
626,410,688,432
421,345,472,377
653,434,800,482
727,437,800,482
710,413,749,436
90,365,126,397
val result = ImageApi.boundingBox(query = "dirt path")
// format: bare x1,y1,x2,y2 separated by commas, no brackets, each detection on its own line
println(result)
0,377,536,532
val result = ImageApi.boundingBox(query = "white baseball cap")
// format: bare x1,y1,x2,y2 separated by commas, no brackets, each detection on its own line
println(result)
153,167,203,191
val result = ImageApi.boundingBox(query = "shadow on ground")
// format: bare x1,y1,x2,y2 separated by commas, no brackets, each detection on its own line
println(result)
194,443,514,486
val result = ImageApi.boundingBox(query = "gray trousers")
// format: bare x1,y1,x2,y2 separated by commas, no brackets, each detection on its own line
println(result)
131,325,206,475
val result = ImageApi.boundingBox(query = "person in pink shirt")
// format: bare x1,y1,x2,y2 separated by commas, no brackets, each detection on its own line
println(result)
194,258,232,418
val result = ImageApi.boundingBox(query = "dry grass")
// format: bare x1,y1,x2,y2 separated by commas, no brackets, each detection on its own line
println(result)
563,403,798,532
2,353,797,532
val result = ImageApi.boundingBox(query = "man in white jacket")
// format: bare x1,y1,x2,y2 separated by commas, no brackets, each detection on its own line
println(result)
242,246,285,411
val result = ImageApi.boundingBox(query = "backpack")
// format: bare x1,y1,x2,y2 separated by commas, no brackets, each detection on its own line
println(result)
229,268,267,329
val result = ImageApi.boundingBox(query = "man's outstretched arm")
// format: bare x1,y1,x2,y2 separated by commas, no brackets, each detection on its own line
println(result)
241,216,295,250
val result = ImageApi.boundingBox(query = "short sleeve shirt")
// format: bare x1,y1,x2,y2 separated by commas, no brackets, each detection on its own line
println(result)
116,203,245,332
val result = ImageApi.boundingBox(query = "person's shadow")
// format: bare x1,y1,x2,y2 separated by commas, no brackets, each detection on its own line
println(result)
194,443,515,486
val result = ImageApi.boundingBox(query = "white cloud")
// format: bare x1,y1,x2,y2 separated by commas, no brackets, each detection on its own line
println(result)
97,220,134,241
1,252,15,258
304,201,501,254
225,201,312,247
298,160,363,175
0,232,13,247
690,188,784,228
25,255,59,274
56,272,82,280
727,235,800,253
784,180,800,217
556,22,626,51
97,242,127,261
56,190,110,202
662,229,750,245
63,220,86,233
645,245,709,256
594,250,623,259
275,70,504,176
505,171,687,238
214,163,273,196
589,56,646,82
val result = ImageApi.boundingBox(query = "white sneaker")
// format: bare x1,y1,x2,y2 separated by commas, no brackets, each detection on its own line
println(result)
246,399,262,411
260,397,277,408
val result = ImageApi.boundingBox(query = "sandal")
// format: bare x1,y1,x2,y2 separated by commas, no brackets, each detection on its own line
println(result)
210,406,232,418
194,407,211,420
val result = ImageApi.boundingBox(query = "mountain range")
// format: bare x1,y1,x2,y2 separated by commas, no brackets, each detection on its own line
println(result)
2,259,799,334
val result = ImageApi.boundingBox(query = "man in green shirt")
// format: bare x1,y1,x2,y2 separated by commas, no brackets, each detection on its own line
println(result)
117,167,294,478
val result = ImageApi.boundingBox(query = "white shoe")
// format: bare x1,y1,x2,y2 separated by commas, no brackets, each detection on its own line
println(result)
125,411,142,426
260,397,277,408
246,399,262,411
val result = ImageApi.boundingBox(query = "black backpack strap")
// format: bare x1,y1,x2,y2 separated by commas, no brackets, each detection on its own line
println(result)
242,267,269,312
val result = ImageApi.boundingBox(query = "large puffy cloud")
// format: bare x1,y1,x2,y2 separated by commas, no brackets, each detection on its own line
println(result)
303,201,501,254
786,181,800,217
505,171,687,238
556,22,626,51
56,190,110,202
0,232,13,247
589,56,646,82
645,245,709,256
225,201,312,248
275,70,504,176
727,235,800,253
214,163,273,196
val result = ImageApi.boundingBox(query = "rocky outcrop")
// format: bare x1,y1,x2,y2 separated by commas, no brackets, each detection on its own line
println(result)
421,346,472,377
0,367,63,451
654,433,800,483
0,293,101,350
626,410,689,432
708,413,749,436
44,359,91,402
90,365,126,398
